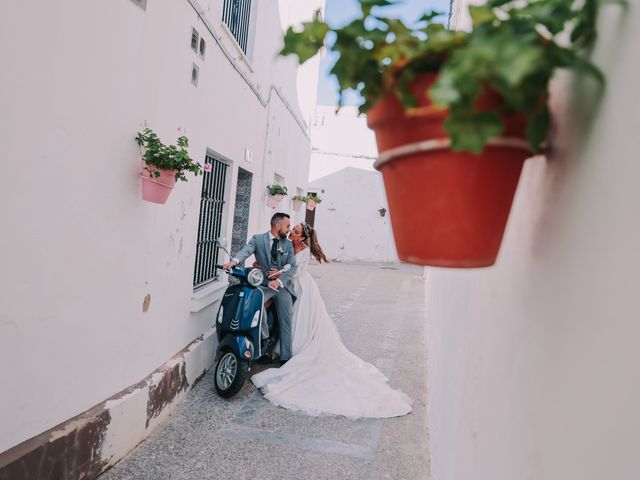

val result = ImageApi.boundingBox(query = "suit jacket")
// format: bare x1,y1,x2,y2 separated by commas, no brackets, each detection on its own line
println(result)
233,232,297,295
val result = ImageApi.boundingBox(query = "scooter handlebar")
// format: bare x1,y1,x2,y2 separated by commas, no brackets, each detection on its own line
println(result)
217,264,245,274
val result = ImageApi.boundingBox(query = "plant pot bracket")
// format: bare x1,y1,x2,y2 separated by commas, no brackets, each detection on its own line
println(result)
374,136,533,169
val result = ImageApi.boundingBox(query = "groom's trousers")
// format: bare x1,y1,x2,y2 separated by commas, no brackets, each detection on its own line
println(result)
259,286,295,361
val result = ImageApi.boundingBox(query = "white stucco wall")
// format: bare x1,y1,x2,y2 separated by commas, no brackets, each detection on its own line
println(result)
426,3,640,480
306,107,397,262
0,0,321,453
309,168,398,262
276,0,325,126
449,0,484,31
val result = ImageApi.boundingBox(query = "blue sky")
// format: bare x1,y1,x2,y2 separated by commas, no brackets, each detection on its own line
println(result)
316,0,452,106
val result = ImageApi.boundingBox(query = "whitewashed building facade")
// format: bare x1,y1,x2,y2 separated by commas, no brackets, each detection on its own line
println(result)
0,0,323,477
308,106,398,262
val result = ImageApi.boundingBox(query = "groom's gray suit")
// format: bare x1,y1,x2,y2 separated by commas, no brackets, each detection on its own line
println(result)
233,232,297,360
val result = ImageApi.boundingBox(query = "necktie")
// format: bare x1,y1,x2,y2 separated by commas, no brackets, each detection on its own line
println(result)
271,238,278,262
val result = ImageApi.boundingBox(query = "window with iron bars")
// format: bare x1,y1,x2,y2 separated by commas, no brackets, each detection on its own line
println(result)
222,0,252,54
193,155,228,288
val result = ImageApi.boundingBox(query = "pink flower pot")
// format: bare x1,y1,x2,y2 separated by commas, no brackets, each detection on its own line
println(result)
266,194,284,209
141,163,178,204
306,199,317,211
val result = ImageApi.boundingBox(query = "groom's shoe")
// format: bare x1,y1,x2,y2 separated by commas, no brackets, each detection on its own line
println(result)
256,356,271,365
256,355,277,365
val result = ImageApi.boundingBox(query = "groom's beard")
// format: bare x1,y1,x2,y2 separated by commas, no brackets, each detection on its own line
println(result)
279,231,288,239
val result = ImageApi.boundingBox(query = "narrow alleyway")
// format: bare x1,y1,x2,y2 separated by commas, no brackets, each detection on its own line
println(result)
100,262,429,480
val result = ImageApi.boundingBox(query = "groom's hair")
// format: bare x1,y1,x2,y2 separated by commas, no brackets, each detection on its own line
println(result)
270,212,290,226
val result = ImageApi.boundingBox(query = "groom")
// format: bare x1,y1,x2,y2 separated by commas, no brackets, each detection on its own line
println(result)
223,212,297,363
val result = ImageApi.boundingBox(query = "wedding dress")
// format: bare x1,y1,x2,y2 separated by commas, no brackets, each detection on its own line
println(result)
251,248,412,418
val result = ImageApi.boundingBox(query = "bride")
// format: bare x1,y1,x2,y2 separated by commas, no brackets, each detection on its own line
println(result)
251,222,412,419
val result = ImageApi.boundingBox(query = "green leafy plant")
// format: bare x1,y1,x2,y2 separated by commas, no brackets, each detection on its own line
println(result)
267,184,288,196
428,0,612,152
281,0,620,153
292,195,308,202
135,128,202,182
282,5,466,112
307,193,322,204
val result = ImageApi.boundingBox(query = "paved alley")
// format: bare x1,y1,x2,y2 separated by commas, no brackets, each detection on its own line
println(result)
100,262,429,480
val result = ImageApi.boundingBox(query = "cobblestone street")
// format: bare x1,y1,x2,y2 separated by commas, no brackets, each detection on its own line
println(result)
101,262,429,480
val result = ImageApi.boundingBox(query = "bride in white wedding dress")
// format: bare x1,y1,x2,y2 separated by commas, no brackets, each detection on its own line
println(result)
251,222,412,419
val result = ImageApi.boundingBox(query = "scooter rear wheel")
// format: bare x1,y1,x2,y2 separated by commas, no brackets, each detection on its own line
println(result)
214,350,248,398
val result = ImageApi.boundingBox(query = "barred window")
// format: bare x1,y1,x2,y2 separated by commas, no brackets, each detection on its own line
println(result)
193,155,229,288
222,0,252,54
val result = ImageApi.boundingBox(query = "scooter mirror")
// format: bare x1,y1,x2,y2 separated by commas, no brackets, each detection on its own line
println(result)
215,237,231,256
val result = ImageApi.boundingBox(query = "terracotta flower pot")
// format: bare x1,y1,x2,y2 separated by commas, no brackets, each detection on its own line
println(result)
140,163,178,204
368,73,532,267
266,194,284,209
306,199,317,211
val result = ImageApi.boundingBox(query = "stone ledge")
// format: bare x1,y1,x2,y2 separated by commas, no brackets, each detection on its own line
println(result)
0,328,217,480
190,279,228,312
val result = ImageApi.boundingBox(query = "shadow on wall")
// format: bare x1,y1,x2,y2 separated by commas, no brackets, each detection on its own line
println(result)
531,5,632,260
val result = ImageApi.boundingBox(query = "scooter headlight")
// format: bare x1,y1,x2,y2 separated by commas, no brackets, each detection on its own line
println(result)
251,309,261,328
217,306,224,323
243,338,254,359
247,268,264,287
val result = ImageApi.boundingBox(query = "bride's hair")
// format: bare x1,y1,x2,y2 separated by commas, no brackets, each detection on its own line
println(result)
301,223,328,263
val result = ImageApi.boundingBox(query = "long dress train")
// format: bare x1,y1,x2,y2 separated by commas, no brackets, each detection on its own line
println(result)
251,248,412,419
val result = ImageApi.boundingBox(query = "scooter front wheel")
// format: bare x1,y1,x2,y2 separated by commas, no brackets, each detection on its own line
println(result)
214,350,249,398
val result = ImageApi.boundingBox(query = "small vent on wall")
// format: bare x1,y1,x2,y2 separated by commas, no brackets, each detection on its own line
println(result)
199,38,206,59
191,64,199,87
129,0,147,10
191,28,199,53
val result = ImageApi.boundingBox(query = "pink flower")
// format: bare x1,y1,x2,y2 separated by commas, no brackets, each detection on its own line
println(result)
203,163,212,173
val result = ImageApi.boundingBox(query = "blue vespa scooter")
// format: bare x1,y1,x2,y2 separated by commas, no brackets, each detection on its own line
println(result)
212,263,289,398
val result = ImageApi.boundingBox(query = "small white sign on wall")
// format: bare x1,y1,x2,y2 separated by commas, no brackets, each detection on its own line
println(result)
244,148,253,164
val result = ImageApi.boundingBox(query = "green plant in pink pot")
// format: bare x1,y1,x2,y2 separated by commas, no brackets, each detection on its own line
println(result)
136,127,203,204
